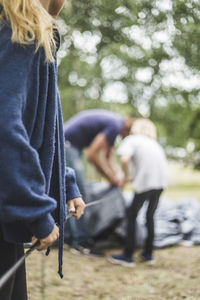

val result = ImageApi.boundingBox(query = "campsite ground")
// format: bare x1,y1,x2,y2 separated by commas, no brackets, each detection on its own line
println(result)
27,245,200,300
27,162,200,300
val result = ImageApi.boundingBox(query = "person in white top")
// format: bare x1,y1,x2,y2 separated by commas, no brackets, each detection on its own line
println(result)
109,119,168,266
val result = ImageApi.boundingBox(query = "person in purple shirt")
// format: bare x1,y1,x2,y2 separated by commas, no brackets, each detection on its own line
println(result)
64,109,133,255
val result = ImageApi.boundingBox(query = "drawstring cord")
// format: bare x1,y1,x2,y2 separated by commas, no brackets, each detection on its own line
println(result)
0,195,113,290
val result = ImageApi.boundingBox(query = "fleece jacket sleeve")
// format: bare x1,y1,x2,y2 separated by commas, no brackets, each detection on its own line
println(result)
0,26,56,239
65,167,82,202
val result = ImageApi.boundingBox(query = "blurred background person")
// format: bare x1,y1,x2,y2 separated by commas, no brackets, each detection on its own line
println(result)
109,118,168,266
64,109,133,255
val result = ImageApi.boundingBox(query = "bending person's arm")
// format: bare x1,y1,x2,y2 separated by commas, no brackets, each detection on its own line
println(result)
86,133,119,185
105,146,118,174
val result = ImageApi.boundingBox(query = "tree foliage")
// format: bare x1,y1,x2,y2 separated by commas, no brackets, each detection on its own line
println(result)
58,0,200,157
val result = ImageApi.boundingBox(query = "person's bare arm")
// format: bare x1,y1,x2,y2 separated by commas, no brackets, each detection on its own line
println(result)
86,133,120,185
119,155,132,187
105,146,118,174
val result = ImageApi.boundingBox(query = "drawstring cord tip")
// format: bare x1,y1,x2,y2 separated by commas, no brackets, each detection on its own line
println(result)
58,267,63,279
45,247,50,256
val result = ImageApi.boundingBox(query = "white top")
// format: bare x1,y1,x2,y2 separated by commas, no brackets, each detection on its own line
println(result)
118,134,168,193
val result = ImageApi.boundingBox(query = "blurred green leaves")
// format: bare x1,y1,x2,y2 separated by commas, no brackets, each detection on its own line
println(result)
58,0,200,158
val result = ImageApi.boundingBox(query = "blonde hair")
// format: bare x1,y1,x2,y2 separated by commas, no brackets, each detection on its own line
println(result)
131,118,157,140
0,0,57,62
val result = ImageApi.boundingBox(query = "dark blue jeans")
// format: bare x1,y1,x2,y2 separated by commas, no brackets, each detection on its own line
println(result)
124,189,163,258
65,144,89,246
0,226,27,300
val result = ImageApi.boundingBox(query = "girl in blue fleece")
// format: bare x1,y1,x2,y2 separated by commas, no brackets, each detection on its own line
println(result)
0,1,85,299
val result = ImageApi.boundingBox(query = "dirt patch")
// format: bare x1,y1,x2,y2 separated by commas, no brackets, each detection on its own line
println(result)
27,245,200,300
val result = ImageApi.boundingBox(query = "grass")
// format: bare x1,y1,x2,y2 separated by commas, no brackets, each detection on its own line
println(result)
26,161,200,299
163,161,200,201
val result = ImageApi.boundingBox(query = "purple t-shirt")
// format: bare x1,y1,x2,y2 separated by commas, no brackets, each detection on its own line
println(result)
64,109,124,152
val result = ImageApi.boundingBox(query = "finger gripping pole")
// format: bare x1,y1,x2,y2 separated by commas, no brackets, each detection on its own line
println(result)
0,197,110,289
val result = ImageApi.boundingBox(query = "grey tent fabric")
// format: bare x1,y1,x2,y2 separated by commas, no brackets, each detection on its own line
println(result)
64,182,126,242
64,182,200,248
117,193,200,248
85,182,126,237
178,198,200,245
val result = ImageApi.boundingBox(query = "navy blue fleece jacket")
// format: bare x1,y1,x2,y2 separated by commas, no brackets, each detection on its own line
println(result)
0,23,81,276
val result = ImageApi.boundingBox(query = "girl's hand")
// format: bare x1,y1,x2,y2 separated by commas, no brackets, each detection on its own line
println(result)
32,224,59,251
118,176,133,188
67,197,86,219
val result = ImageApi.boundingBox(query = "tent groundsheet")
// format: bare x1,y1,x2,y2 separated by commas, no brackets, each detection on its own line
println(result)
64,182,200,249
